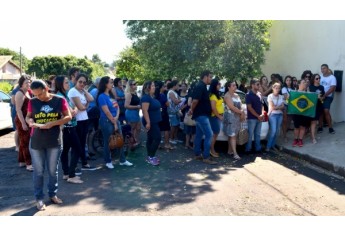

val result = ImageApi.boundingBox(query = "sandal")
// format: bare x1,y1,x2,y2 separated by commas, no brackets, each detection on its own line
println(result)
233,154,241,160
164,145,176,150
50,196,63,204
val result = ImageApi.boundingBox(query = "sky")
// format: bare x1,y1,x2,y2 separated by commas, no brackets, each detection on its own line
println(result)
0,19,132,63
1,0,343,65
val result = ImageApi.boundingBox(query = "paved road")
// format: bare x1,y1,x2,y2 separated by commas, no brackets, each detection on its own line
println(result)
1,129,345,216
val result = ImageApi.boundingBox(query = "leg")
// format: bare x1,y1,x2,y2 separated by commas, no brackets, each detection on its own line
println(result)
68,127,82,178
245,119,256,152
147,123,161,157
46,147,61,198
99,118,113,164
195,116,213,159
254,120,262,151
60,128,72,176
30,146,45,201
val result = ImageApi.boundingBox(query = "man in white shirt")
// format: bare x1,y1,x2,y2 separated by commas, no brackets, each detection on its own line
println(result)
319,64,337,134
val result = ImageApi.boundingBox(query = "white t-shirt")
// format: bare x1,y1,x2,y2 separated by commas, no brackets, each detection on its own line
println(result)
281,87,293,105
68,87,88,121
267,93,284,115
320,74,337,97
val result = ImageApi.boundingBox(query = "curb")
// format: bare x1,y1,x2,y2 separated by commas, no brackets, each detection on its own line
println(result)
281,146,345,178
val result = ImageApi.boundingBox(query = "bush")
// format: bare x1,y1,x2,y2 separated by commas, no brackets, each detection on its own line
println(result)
0,81,13,94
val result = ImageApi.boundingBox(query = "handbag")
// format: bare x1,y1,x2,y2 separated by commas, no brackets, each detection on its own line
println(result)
236,123,249,145
183,113,196,126
108,131,124,149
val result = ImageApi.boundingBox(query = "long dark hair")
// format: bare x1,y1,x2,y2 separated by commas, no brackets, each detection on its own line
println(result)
96,76,110,106
54,75,68,97
209,78,220,99
142,81,154,96
154,80,163,99
224,80,236,93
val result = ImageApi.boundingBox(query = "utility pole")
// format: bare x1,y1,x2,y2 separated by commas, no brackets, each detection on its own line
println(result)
19,47,22,75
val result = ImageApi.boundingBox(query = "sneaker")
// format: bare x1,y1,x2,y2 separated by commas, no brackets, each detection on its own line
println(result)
317,127,323,133
119,160,133,166
63,175,69,180
147,157,159,166
105,162,114,169
292,139,298,147
203,158,217,165
175,139,184,143
81,164,97,171
210,151,219,158
36,200,46,211
298,139,303,147
169,140,177,145
67,176,83,184
329,128,335,134
75,168,82,176
26,165,34,172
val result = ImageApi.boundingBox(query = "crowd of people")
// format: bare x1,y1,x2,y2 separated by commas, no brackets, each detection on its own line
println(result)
7,63,337,211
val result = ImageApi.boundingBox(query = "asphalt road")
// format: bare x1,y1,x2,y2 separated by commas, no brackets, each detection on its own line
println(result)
1,128,345,216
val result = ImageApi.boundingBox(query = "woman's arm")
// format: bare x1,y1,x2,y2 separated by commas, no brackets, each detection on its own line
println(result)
169,91,181,105
71,97,88,111
124,93,140,110
83,89,94,102
224,95,242,115
141,102,150,131
15,92,28,130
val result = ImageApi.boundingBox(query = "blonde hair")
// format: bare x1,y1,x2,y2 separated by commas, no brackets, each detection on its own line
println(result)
272,82,281,89
125,79,136,94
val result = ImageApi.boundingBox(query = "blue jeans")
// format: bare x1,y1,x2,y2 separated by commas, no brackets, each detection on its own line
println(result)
246,119,262,152
267,113,283,149
194,116,213,159
30,142,60,200
99,118,126,164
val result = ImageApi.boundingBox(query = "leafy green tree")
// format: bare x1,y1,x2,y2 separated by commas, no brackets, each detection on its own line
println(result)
92,54,102,64
0,47,29,71
0,81,13,94
115,47,146,84
125,20,225,81
27,55,105,80
124,20,272,82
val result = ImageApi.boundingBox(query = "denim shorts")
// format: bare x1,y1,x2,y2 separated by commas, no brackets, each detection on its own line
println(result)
169,114,180,127
323,96,333,110
125,109,140,123
209,116,221,134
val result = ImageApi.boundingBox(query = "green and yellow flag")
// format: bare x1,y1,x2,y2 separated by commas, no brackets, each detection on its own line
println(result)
287,91,318,117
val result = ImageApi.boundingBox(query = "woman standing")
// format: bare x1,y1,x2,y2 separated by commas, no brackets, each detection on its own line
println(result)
155,81,174,150
223,81,245,160
26,80,72,211
266,83,285,152
209,79,224,158
55,75,83,184
15,75,32,171
97,76,133,169
309,74,325,144
112,78,126,123
68,73,95,170
124,80,141,146
281,75,294,142
141,81,162,166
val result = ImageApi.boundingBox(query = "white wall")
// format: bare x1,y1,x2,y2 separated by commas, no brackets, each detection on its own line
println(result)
261,20,345,123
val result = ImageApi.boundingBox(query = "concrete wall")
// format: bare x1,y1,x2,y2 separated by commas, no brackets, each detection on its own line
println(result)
261,20,345,123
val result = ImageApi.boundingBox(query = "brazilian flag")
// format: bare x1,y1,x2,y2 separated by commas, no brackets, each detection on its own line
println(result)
287,91,318,117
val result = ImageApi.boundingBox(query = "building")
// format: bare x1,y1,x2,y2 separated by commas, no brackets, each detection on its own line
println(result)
0,55,21,85
261,20,345,123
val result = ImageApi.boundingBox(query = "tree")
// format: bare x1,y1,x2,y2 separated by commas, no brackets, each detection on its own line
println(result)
125,20,225,81
124,20,272,82
92,54,102,65
27,55,106,80
115,47,146,84
0,47,30,71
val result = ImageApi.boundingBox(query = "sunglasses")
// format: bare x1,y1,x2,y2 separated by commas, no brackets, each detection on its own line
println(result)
305,75,311,78
78,81,87,85
131,83,137,86
315,77,320,80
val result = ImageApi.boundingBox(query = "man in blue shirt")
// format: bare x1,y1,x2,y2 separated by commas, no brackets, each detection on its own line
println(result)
245,78,265,153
